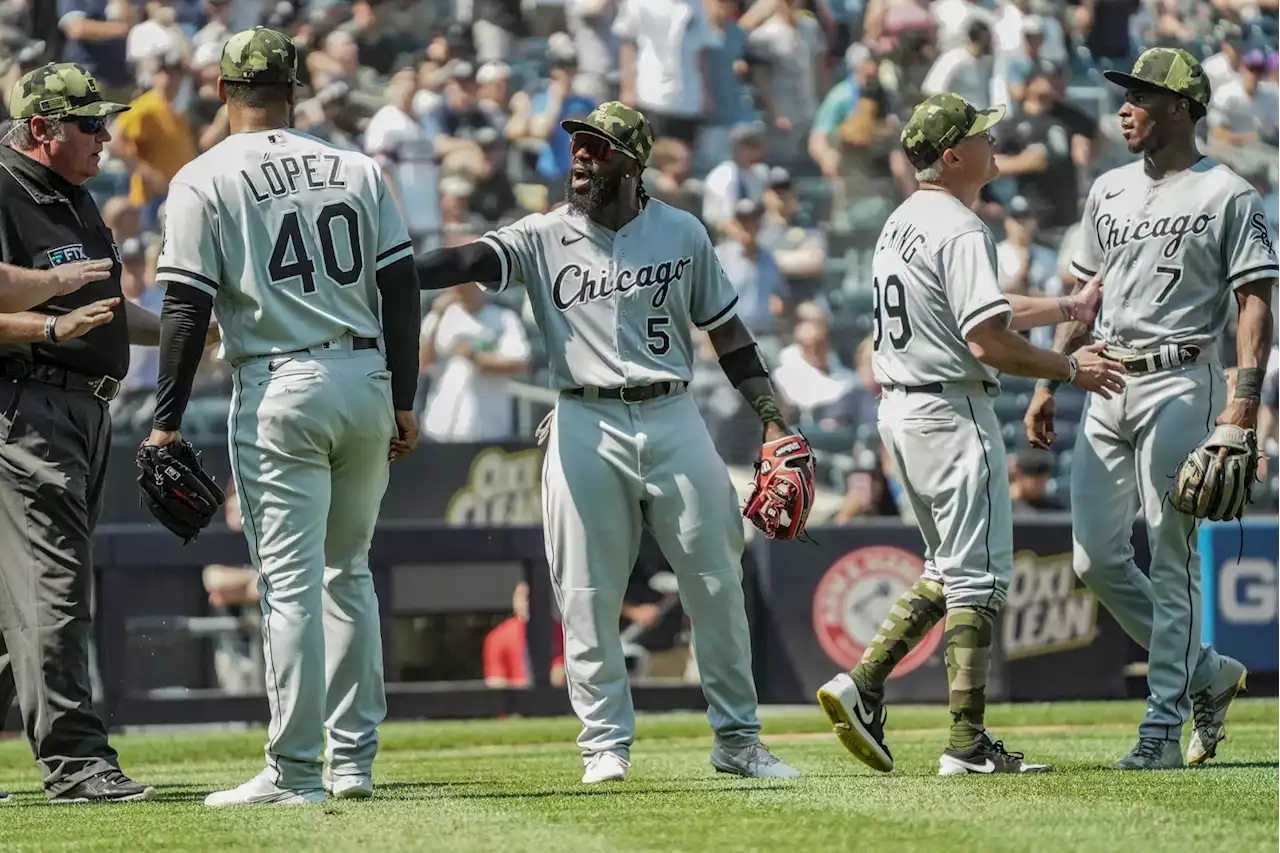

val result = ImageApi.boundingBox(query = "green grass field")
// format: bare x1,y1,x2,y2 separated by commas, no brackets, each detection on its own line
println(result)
1,699,1276,853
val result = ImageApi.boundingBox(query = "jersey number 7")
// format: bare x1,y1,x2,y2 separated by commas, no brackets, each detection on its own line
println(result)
268,201,364,295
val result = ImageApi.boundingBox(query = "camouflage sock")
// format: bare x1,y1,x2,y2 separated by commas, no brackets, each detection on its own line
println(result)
944,607,995,750
850,578,946,706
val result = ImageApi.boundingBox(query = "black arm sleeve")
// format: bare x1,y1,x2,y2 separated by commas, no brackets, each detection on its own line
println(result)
414,240,504,290
376,257,423,411
152,281,214,432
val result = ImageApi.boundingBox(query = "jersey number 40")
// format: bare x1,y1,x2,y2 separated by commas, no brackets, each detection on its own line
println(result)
268,201,364,295
872,274,913,351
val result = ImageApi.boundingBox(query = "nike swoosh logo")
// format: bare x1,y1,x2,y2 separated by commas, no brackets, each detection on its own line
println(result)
849,686,877,728
961,759,996,773
1104,189,1124,199
561,235,585,245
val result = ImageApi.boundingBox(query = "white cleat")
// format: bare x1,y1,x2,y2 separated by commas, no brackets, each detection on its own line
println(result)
816,672,894,772
1187,656,1248,766
204,771,325,807
582,752,630,784
710,742,800,779
324,773,373,800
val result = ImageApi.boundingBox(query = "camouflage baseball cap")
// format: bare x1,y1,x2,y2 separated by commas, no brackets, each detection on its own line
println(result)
560,102,655,167
8,62,128,120
900,93,1005,170
1102,47,1211,107
219,26,300,85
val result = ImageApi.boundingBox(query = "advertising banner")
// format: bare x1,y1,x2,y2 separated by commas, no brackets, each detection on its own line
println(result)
1200,517,1279,673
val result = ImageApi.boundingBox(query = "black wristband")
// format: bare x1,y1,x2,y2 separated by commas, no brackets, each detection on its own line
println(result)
718,343,769,387
44,315,59,343
1234,367,1264,401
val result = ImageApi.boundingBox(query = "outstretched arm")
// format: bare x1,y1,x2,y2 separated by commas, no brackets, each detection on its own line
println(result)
1007,270,1101,331
415,241,505,291
1218,278,1275,429
707,315,792,442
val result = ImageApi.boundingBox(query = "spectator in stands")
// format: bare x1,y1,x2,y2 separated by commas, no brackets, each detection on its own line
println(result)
505,34,595,193
421,284,532,441
57,0,136,101
113,218,163,432
746,0,828,166
191,0,231,51
433,60,506,175
125,0,191,90
468,0,527,66
646,137,701,218
437,172,489,245
308,27,384,119
614,0,715,145
759,167,828,303
1200,19,1245,96
483,580,566,688
994,15,1048,111
1208,49,1279,149
922,18,993,109
1009,449,1061,513
476,60,511,116
994,70,1078,245
466,127,519,226
715,198,788,344
702,121,770,238
1038,60,1100,179
992,0,1066,68
107,49,196,230
341,0,429,77
202,478,263,696
810,41,904,235
774,316,859,437
931,0,995,54
698,0,765,174
364,64,442,254
187,41,229,152
833,450,899,521
564,0,619,103
996,195,1060,298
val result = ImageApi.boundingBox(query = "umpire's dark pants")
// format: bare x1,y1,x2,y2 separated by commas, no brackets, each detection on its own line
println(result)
0,378,118,796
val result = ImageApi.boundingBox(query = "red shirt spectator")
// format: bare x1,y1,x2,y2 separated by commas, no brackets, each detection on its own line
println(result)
483,581,566,687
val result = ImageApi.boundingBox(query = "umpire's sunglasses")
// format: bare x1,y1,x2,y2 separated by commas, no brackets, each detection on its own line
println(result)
66,116,108,135
570,131,634,163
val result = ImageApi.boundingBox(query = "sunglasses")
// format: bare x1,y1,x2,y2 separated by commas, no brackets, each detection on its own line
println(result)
70,116,108,135
570,131,631,163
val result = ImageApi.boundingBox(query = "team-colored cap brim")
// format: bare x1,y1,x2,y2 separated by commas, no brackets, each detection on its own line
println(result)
966,103,1006,137
1101,70,1163,93
560,118,641,163
64,101,130,118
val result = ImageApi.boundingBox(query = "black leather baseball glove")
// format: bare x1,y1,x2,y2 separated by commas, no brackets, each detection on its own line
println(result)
136,440,226,543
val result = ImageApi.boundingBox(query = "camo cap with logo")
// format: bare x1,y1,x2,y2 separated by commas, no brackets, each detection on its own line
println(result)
8,62,129,120
900,93,1005,170
1103,47,1211,106
219,26,300,85
560,102,655,167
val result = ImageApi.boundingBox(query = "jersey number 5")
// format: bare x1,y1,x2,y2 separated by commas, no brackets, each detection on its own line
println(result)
268,201,364,295
873,274,913,351
647,317,671,355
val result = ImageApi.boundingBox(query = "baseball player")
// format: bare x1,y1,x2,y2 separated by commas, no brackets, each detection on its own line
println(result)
415,102,801,783
146,28,422,805
816,93,1126,775
1024,48,1275,770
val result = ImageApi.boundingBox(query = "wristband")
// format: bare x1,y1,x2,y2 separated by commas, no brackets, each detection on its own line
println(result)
44,315,59,344
1065,354,1078,384
1234,367,1264,401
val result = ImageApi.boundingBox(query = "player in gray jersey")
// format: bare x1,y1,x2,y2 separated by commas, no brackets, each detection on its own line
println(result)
147,28,422,805
817,93,1125,776
1025,48,1275,770
416,102,803,783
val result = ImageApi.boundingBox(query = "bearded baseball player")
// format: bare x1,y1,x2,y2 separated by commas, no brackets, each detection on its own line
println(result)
146,28,422,804
416,102,810,783
817,93,1126,776
1024,48,1275,771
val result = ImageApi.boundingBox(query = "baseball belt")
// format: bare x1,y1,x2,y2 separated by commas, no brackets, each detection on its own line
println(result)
566,380,688,404
881,381,998,394
1103,343,1201,375
0,359,121,402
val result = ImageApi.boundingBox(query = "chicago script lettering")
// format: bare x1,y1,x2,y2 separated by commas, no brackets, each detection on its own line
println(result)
553,257,693,311
1095,212,1217,260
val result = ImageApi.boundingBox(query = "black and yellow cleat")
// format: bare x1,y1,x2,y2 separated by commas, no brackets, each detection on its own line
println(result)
816,673,893,772
1187,656,1248,766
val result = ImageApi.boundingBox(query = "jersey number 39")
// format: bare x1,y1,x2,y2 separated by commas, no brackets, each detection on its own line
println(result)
268,201,363,294
872,274,913,351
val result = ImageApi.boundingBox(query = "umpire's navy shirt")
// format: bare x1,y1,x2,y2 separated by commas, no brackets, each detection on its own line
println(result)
0,145,129,379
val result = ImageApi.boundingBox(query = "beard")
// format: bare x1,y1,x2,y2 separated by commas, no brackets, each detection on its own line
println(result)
565,168,625,216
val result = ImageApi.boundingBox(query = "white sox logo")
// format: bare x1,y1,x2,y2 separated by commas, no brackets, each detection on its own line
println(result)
552,257,693,312
1095,212,1217,260
1248,212,1275,256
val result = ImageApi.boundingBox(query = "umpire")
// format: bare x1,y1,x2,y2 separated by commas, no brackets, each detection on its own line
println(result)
0,63,163,803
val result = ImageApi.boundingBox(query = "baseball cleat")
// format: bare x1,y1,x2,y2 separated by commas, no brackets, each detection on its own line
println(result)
1115,737,1183,770
582,752,630,784
710,741,800,778
939,732,1052,775
323,772,373,799
1,791,11,803
204,771,325,807
1187,656,1248,766
816,672,893,772
49,770,157,803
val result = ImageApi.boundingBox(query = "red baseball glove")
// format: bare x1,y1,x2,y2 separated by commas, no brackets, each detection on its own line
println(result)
743,434,817,540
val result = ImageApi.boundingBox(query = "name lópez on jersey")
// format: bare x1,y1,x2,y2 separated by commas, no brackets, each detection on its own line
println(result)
552,255,693,312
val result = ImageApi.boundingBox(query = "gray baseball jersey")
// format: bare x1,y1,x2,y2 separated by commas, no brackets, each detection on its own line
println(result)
870,190,1012,387
1070,157,1279,348
158,128,414,361
478,201,740,390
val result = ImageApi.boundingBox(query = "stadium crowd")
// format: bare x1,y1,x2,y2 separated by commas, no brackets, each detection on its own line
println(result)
1,0,1276,520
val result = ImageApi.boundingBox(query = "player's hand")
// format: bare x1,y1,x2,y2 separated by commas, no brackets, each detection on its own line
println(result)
1068,269,1104,326
51,259,113,296
1069,343,1126,398
53,297,120,341
205,321,221,348
1216,398,1259,431
390,410,418,461
1024,386,1057,449
145,428,181,447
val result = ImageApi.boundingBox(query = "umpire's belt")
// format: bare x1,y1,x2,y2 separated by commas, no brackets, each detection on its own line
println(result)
0,360,121,402
1103,343,1201,375
882,380,998,395
565,380,687,404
